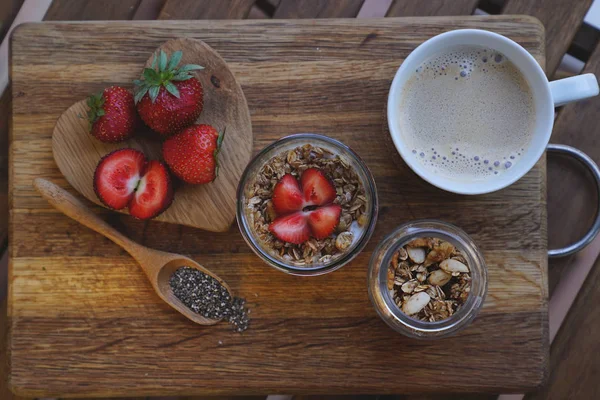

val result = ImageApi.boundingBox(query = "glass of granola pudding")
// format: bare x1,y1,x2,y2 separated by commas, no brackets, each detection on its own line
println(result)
237,133,378,276
368,220,488,339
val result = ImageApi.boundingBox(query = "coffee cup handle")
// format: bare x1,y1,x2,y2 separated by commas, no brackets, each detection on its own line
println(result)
549,73,599,107
547,144,600,258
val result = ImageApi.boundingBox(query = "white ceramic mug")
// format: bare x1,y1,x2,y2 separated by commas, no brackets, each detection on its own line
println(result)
387,29,599,195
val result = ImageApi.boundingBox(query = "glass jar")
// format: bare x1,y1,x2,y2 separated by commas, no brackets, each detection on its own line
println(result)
237,133,379,276
368,220,487,338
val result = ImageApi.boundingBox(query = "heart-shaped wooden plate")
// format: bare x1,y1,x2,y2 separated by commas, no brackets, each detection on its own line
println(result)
52,38,253,232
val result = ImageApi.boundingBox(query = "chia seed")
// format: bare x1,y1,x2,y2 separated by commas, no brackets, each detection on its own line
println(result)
170,267,250,332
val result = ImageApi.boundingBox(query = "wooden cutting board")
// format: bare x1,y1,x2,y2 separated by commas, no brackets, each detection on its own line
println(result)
9,17,548,397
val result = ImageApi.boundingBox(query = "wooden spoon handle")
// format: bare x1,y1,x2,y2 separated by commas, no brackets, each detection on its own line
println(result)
33,178,141,255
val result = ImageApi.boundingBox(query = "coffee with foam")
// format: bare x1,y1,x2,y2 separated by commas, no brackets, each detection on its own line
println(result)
398,45,535,181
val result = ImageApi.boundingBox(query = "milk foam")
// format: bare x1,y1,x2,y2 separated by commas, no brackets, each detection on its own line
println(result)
399,45,535,181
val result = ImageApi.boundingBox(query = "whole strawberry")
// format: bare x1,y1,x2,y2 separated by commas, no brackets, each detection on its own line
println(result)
134,50,204,136
86,86,139,143
162,124,224,184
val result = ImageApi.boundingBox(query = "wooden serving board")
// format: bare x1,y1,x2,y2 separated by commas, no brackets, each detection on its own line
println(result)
9,18,548,397
53,38,253,232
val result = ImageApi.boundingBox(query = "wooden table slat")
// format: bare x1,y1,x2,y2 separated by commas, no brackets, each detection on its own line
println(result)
546,39,600,297
502,0,593,77
274,0,365,18
44,0,143,21
132,0,166,20
525,257,600,400
386,0,479,17
0,0,24,42
158,0,256,20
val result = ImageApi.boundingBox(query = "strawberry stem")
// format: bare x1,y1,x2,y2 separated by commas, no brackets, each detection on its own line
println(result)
133,49,205,104
85,91,105,130
213,127,226,181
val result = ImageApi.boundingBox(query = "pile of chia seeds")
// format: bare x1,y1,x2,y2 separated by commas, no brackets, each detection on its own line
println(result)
169,267,250,332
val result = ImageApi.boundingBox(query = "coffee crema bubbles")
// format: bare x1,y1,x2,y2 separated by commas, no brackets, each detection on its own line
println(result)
398,45,535,181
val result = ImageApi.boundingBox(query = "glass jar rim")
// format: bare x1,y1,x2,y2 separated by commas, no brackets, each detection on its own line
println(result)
236,133,379,276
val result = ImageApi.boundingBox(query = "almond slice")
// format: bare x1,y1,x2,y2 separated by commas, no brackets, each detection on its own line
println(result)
401,279,418,293
440,259,469,274
428,269,452,286
407,247,426,263
402,292,431,315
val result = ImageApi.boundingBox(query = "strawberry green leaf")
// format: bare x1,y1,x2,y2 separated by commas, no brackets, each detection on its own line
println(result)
149,86,160,103
178,64,204,73
213,148,219,182
171,72,192,81
159,50,167,71
164,81,180,98
136,50,200,100
213,128,226,182
167,51,182,70
143,67,159,82
217,127,226,149
85,92,106,126
134,87,149,103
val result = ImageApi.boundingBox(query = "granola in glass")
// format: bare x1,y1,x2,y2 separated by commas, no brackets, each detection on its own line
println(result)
244,144,369,267
387,237,472,322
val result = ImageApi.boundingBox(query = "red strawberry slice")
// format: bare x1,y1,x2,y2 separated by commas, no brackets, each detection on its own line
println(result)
307,204,342,239
301,168,336,207
93,148,145,210
272,174,304,214
129,160,173,220
269,212,310,244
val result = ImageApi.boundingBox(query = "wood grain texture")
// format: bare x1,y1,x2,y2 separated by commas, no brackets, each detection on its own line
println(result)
0,299,31,400
51,38,253,232
9,18,547,397
159,0,256,20
44,0,142,20
0,89,9,246
386,0,478,17
33,178,233,327
274,0,365,18
502,0,593,77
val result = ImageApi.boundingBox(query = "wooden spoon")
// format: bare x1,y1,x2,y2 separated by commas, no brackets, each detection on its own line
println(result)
33,177,231,326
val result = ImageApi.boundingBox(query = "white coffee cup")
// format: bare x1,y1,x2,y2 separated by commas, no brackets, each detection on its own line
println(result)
387,29,599,195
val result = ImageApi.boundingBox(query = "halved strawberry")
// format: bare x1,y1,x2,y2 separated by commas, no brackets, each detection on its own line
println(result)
300,168,336,207
269,212,310,244
93,148,173,220
93,148,145,210
129,161,173,220
272,174,304,214
307,204,342,239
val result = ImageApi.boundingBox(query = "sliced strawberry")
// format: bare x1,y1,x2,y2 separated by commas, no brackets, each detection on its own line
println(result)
93,148,145,210
272,174,304,215
269,212,310,244
300,168,336,207
128,161,173,220
307,204,342,239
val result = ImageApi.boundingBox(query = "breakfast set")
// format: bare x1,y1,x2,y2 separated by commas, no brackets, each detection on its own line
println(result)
11,15,595,396
32,28,600,339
